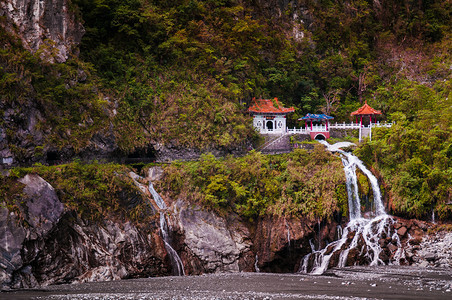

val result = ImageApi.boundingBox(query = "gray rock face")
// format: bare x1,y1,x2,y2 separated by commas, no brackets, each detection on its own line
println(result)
0,0,85,62
147,166,164,182
0,208,26,285
18,174,64,233
0,174,63,288
173,199,252,273
0,175,169,289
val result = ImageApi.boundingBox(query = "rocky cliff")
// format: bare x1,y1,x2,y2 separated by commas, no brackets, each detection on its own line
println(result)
0,0,84,62
0,167,324,289
0,174,169,289
1,166,447,290
0,0,120,168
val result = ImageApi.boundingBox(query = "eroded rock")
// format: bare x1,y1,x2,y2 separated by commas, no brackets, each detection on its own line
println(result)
173,199,252,274
0,175,169,289
0,0,85,63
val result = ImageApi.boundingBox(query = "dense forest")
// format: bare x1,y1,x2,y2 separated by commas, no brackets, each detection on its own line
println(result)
0,0,451,220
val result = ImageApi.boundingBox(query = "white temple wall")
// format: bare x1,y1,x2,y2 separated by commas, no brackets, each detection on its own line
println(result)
252,115,287,134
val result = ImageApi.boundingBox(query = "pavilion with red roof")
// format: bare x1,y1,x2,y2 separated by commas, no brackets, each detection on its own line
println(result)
351,101,382,141
248,98,295,134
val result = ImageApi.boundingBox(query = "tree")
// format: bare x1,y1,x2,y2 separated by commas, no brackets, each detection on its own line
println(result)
321,90,341,115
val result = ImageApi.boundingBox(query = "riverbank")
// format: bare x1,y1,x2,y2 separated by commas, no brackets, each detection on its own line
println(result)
3,266,451,300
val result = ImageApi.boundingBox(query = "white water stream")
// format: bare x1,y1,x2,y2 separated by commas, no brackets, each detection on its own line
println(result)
148,182,185,276
299,141,402,274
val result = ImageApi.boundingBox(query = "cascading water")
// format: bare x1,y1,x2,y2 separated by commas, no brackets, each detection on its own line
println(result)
148,182,185,276
299,141,402,274
255,255,260,272
286,219,291,246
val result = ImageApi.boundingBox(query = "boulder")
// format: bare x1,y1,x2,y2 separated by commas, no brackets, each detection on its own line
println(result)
387,243,398,253
397,226,407,237
424,253,437,262
174,199,252,273
147,166,164,182
18,174,64,234
1,174,63,288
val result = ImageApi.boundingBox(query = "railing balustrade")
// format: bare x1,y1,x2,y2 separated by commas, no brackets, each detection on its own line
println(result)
261,122,393,135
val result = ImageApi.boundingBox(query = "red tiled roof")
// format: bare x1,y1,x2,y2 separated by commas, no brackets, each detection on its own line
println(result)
351,101,382,116
248,98,295,114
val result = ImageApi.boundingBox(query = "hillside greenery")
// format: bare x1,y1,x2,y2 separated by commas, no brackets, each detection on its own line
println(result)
356,79,452,220
0,26,110,160
1,0,451,220
159,145,347,221
4,162,152,222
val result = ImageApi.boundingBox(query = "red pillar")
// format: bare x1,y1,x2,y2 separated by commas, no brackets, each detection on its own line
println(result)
305,120,307,129
310,120,313,131
360,115,363,127
326,120,329,131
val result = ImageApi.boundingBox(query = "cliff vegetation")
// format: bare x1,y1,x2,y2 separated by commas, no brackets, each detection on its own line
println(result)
160,145,347,221
0,0,451,220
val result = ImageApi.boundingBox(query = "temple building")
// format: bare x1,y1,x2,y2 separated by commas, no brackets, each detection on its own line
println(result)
248,98,295,134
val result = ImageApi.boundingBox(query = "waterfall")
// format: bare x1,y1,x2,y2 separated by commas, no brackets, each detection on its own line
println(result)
299,141,401,274
336,225,343,239
148,182,185,276
255,255,260,272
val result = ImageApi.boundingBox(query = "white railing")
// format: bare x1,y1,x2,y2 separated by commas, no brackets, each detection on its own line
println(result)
287,128,308,134
261,122,393,135
329,122,360,129
287,125,328,134
329,121,393,129
312,125,328,132
259,128,286,134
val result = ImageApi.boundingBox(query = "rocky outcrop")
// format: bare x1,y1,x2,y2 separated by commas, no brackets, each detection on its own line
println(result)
0,174,64,287
22,214,168,287
0,0,120,167
0,0,85,62
172,199,254,274
411,231,452,268
254,216,337,273
0,100,116,167
0,174,169,289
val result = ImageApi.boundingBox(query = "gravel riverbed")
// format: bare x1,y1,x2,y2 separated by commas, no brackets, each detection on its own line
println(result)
2,266,451,300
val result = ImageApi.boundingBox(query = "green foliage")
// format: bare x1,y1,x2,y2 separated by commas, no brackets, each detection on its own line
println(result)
161,147,345,221
0,25,110,157
356,80,452,220
9,162,150,222
0,175,26,220
4,0,451,155
2,0,452,224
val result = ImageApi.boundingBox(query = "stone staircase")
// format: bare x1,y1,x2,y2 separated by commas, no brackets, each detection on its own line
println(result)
258,134,292,154
360,127,371,141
